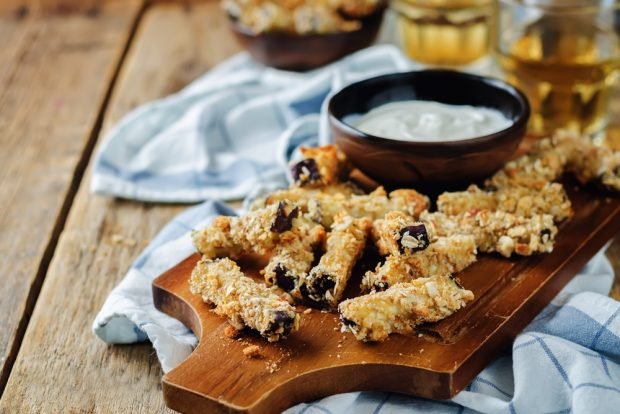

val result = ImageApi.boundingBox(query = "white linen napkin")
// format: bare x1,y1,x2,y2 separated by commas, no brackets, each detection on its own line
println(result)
90,45,414,203
93,200,620,413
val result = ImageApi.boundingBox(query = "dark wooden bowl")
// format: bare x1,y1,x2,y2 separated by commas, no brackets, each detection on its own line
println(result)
229,8,386,70
329,70,531,192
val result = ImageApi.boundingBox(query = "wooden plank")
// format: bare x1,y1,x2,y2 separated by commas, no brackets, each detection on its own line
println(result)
0,0,143,396
0,1,241,412
0,14,32,93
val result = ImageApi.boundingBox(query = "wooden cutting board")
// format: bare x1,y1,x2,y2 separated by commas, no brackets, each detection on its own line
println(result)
153,179,620,414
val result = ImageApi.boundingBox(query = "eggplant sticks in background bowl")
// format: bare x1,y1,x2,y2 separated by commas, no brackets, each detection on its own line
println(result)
225,0,387,70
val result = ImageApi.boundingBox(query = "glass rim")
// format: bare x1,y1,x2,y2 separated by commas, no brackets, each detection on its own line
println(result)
499,0,619,13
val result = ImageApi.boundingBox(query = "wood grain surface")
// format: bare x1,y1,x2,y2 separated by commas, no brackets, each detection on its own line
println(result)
0,1,240,413
0,0,142,394
153,182,620,413
0,0,102,16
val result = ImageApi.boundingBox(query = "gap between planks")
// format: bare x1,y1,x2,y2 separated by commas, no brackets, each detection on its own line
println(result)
0,0,147,398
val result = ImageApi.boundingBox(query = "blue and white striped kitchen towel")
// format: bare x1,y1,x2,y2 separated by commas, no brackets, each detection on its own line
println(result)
93,199,620,414
90,45,414,203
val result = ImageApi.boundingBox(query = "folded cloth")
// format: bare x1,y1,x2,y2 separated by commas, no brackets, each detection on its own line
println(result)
93,200,620,413
90,45,414,203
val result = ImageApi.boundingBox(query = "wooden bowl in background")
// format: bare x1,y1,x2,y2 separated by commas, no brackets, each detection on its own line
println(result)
229,8,386,71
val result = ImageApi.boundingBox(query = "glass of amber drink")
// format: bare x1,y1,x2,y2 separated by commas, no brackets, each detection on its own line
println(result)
392,0,494,67
497,0,620,138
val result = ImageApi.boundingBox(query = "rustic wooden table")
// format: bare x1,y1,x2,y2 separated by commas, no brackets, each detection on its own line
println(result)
0,1,618,412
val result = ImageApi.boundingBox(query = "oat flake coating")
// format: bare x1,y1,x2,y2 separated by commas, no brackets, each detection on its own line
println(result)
486,147,566,190
190,216,245,260
485,131,572,191
192,202,301,258
362,235,477,292
253,182,363,214
486,129,620,192
263,223,326,298
421,210,557,257
303,215,372,307
566,139,620,191
372,211,436,256
548,130,620,191
223,0,384,35
437,183,572,222
291,145,348,188
259,186,429,229
264,183,363,202
192,201,326,300
339,277,474,342
189,257,300,342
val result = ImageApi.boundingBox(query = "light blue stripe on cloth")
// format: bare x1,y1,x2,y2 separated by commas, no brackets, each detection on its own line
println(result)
90,45,414,203
93,200,236,371
93,198,620,414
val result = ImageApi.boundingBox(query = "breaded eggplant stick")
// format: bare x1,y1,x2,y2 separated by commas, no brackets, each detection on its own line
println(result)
339,277,474,342
549,130,620,190
189,258,300,342
372,211,436,256
290,145,348,188
190,215,245,260
263,224,326,298
437,185,496,214
192,201,326,299
257,182,364,206
566,138,620,191
486,129,620,191
362,235,477,292
321,187,430,226
485,130,576,190
421,210,557,257
486,147,566,190
437,183,572,222
192,201,301,258
257,186,429,228
302,215,372,307
250,182,364,217
223,0,383,35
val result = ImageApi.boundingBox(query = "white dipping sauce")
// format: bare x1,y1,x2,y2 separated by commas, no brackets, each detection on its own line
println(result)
353,101,512,142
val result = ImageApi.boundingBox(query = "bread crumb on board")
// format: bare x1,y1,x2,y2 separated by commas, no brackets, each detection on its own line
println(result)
266,360,280,373
243,345,261,358
224,325,241,339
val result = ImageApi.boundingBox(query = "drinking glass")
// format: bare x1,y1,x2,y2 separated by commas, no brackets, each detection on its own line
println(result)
392,0,495,67
497,0,620,138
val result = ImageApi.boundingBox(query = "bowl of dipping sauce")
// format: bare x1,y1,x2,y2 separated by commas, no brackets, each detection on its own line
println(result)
328,69,530,189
